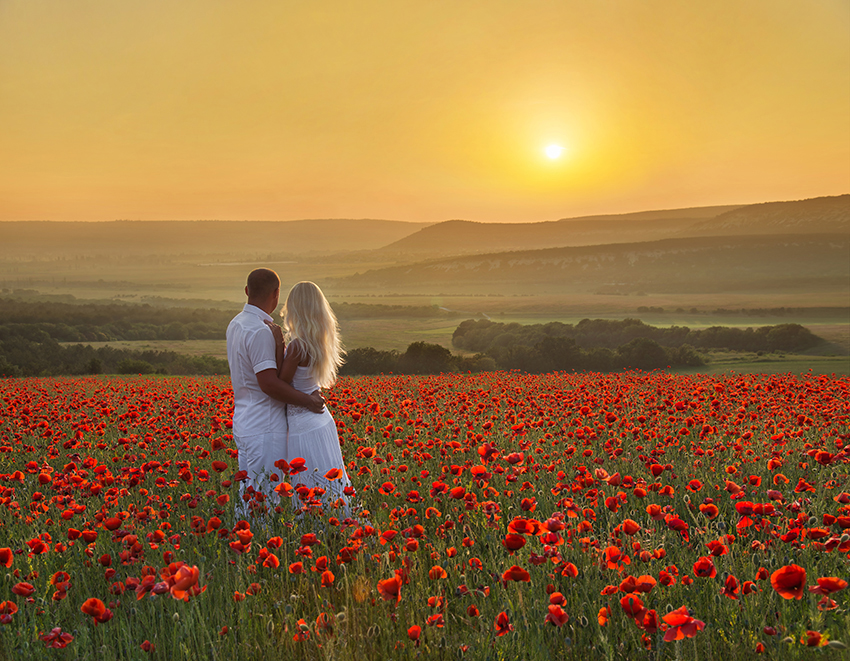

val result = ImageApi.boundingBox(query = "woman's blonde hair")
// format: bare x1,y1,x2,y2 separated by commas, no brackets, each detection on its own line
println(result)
281,281,345,388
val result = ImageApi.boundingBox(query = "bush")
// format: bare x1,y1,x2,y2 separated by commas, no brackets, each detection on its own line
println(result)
339,347,400,375
117,359,158,375
397,342,457,375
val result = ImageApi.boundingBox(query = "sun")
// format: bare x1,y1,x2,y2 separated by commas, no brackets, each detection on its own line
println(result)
544,144,565,159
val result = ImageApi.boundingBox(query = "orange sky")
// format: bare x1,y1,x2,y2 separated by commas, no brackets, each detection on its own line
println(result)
0,1,848,223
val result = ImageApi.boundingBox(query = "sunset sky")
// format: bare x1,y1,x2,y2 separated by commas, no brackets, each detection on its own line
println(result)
1,0,848,223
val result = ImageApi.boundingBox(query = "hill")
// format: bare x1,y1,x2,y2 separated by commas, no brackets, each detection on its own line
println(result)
335,233,850,295
683,195,850,236
374,196,848,258
0,219,432,260
374,205,741,256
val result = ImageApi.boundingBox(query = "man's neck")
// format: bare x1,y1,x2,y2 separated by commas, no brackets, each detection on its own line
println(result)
247,300,272,315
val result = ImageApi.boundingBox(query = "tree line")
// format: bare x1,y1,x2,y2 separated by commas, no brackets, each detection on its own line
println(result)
0,298,448,343
1,331,699,379
0,326,227,378
339,337,705,376
452,318,821,354
2,312,823,379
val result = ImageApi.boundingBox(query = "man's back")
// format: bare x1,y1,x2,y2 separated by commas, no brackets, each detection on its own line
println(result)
226,304,287,438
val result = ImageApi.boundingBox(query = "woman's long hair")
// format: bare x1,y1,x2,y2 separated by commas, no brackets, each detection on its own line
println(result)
281,281,345,388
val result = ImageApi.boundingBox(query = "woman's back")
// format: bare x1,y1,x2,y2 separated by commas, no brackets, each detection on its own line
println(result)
291,365,319,394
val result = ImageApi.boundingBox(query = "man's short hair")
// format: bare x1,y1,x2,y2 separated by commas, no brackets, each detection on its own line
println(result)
246,268,280,300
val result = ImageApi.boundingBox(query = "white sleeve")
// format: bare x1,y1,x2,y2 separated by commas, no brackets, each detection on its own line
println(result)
245,326,278,374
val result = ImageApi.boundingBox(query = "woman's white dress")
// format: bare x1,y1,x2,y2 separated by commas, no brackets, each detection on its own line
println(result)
287,365,352,516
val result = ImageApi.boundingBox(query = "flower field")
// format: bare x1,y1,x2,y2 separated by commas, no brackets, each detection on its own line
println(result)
0,371,848,660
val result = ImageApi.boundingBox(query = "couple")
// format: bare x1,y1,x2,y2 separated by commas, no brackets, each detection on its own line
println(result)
226,268,351,519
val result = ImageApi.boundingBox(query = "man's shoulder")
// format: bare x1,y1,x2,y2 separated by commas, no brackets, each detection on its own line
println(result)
228,311,271,339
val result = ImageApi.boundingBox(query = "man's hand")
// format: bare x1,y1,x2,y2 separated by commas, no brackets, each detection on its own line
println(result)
307,390,325,414
264,320,284,346
256,369,324,412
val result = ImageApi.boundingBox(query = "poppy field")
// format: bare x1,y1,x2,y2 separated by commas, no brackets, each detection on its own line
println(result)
0,371,848,660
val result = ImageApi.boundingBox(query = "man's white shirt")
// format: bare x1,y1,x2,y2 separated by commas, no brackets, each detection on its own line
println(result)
226,304,288,438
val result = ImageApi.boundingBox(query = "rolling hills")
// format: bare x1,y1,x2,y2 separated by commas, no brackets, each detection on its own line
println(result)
371,195,848,258
335,233,850,295
0,218,433,260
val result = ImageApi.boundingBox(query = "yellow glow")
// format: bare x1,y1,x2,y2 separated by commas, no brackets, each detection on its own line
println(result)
544,144,565,159
0,1,847,222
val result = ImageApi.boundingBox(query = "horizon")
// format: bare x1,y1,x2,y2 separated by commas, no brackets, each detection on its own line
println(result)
2,193,847,225
1,1,848,223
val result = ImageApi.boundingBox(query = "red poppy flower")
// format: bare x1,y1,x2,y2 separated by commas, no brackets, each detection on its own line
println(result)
801,631,825,647
377,574,402,604
620,594,645,618
809,577,847,595
426,613,445,628
494,611,514,636
11,583,34,598
721,575,740,600
620,575,656,594
0,601,18,624
507,518,540,535
662,606,705,642
288,458,307,474
300,533,320,546
699,503,719,519
0,549,12,568
692,556,717,578
39,627,74,649
604,546,630,570
705,540,728,557
81,598,112,624
544,604,569,627
324,468,342,481
770,564,807,600
640,609,660,634
501,534,526,553
502,565,530,583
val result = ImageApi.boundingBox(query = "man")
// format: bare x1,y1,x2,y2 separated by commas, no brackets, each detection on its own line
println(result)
226,268,324,516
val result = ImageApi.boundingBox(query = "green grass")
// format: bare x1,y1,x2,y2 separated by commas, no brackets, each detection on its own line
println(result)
674,351,850,376
61,313,849,374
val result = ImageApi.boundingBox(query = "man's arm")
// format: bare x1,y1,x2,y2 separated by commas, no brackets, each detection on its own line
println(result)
256,369,324,413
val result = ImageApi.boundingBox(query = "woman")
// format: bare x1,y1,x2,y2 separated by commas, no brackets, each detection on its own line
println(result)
269,281,352,518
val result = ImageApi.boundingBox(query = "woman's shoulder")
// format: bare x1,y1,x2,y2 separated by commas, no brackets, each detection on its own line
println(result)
286,338,311,366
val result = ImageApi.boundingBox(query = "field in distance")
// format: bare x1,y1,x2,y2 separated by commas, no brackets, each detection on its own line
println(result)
60,308,850,376
8,194,848,375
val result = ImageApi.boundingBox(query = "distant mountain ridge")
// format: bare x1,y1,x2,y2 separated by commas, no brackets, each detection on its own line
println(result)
1,195,846,265
336,233,850,295
0,219,433,260
683,195,849,236
373,195,849,257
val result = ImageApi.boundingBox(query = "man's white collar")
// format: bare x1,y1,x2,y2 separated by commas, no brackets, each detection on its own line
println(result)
243,303,274,323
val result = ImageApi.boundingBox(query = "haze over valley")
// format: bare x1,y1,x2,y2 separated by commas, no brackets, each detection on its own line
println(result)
2,194,848,371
